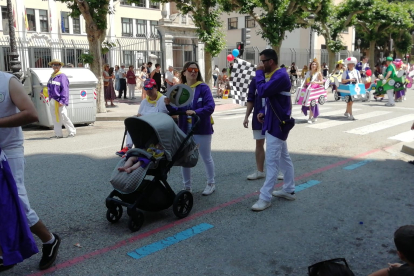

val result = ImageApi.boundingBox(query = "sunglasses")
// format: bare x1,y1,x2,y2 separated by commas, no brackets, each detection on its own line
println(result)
260,59,271,63
186,68,199,73
144,86,155,91
308,258,349,275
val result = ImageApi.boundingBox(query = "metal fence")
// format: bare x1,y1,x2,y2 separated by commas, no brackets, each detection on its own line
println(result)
0,35,163,76
215,47,361,71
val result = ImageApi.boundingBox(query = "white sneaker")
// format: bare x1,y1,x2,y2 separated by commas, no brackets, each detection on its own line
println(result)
277,172,284,180
385,102,395,106
272,190,296,201
344,112,350,118
312,117,317,123
307,119,313,124
202,183,215,196
247,171,266,180
348,115,355,120
251,199,271,211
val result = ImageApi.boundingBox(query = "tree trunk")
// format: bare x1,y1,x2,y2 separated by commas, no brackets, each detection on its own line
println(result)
272,45,281,62
368,40,376,72
204,51,213,89
327,47,336,74
88,39,106,113
395,50,403,59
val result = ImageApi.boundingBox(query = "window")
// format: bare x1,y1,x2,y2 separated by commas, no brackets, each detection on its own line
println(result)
245,16,255,28
123,50,133,66
39,10,48,32
2,6,9,31
150,1,160,9
122,18,133,36
150,20,158,38
61,12,69,33
72,16,80,34
321,44,327,49
136,19,146,37
120,0,132,5
228,17,237,30
134,0,146,7
26,9,36,31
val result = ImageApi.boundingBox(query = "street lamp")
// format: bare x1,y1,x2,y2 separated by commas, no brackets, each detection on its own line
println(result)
357,38,361,52
308,14,315,63
6,0,22,79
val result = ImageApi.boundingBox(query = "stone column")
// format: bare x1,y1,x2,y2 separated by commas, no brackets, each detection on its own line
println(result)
197,41,205,78
164,34,173,68
108,0,117,66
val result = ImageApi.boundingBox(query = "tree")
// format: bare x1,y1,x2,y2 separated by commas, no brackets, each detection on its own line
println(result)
133,0,225,87
312,0,372,71
57,0,110,113
224,0,330,58
353,0,413,69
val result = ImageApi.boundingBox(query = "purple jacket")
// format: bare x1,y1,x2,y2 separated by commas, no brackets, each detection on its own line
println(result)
166,83,215,135
247,77,265,131
47,73,70,105
0,149,38,266
256,69,292,141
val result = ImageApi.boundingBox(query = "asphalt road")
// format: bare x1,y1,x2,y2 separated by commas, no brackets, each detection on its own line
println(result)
6,93,414,276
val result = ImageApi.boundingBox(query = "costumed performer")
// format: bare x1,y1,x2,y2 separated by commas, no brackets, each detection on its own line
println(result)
383,57,397,106
393,59,405,102
302,59,324,124
330,60,344,93
342,57,361,120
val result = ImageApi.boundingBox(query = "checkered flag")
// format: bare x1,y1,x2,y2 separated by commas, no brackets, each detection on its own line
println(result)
230,58,256,106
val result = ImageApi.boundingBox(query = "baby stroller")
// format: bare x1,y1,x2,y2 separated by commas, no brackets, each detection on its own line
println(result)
105,112,199,232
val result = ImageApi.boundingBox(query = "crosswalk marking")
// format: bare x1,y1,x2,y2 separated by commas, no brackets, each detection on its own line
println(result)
315,109,361,117
346,114,414,135
307,111,391,129
388,131,414,142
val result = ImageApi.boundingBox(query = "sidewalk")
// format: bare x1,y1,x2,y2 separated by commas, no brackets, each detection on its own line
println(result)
96,96,243,121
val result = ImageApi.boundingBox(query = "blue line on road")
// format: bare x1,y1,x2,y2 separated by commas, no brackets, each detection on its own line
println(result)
127,223,214,260
295,180,321,192
343,159,373,170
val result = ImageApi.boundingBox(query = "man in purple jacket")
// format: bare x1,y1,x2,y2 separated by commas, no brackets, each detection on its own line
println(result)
251,49,296,211
47,59,76,138
244,77,284,181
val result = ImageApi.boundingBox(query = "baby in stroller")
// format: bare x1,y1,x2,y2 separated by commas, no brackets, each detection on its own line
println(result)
118,143,164,173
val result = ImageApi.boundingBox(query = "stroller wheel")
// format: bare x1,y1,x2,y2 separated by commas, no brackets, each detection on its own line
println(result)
128,210,145,232
106,204,123,223
173,191,193,219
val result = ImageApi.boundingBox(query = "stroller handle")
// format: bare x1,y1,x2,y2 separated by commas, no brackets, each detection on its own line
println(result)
169,112,200,132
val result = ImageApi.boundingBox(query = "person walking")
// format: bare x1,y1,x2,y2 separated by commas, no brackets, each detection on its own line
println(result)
47,59,76,138
165,61,216,195
342,57,361,120
0,72,61,271
103,64,116,107
118,64,127,99
150,63,162,91
383,56,397,107
147,62,153,74
213,65,220,87
126,65,137,99
165,66,174,90
303,60,324,124
251,49,296,211
138,66,148,100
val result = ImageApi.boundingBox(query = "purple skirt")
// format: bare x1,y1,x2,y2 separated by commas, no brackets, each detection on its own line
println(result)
302,105,320,118
395,90,405,99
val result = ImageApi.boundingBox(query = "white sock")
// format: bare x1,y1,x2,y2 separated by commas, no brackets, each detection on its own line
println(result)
43,234,55,245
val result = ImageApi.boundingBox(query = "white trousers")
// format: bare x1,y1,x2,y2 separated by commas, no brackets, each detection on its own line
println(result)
127,84,136,99
386,89,395,104
259,132,295,202
182,135,215,188
4,149,39,227
50,100,76,137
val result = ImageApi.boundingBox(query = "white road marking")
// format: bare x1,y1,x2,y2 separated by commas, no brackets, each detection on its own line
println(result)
346,114,414,135
307,111,391,129
388,131,414,142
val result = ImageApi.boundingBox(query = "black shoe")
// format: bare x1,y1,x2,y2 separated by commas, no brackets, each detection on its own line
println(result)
0,259,15,272
49,136,63,139
39,233,61,270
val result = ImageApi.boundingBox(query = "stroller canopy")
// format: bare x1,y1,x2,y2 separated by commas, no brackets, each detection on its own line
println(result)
125,113,189,163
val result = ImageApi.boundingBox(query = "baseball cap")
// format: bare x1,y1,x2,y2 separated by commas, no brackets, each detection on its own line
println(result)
144,78,157,89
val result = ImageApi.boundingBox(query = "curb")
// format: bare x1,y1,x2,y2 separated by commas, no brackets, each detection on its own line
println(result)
96,116,128,121
401,142,414,157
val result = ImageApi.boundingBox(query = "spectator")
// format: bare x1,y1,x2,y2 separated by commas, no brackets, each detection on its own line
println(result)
138,66,148,100
173,70,181,85
77,62,84,67
118,64,127,99
114,65,120,92
165,61,216,195
103,64,116,107
213,65,220,87
165,66,174,90
147,62,153,74
289,62,298,85
126,65,137,99
301,65,308,78
65,63,74,68
369,225,414,276
47,59,76,138
251,49,296,211
217,68,228,98
0,72,61,271
309,259,355,276
150,63,162,91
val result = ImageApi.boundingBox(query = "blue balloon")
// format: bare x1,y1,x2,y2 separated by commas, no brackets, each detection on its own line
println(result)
232,49,239,57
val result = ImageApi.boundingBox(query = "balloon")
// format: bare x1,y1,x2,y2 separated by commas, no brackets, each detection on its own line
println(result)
232,49,239,57
227,54,234,62
366,69,372,77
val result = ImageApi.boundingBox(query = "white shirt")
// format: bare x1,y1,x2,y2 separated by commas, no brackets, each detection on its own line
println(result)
138,95,168,115
342,69,361,83
118,68,126,79
213,68,220,76
165,70,174,83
